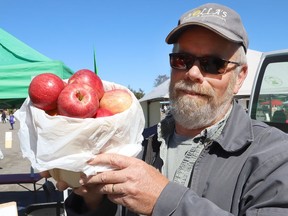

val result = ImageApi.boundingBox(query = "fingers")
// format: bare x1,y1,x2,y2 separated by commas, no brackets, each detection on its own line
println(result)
56,180,69,191
83,153,142,186
73,185,104,210
80,169,127,187
73,185,88,196
40,171,51,178
97,183,124,195
106,183,120,194
78,172,125,196
108,183,124,195
87,153,138,170
40,170,69,191
112,184,115,193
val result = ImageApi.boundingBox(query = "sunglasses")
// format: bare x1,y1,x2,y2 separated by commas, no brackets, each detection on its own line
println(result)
169,53,241,75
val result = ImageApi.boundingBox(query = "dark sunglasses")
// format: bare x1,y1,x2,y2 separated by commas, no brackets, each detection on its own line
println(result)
169,53,241,75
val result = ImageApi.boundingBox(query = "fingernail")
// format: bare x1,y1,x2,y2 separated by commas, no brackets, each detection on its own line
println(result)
79,179,84,185
87,156,97,164
87,160,92,165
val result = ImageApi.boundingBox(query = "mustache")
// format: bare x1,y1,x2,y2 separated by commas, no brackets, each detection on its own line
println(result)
173,80,214,97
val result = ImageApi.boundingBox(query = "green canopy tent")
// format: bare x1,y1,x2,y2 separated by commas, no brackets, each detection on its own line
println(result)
0,28,74,109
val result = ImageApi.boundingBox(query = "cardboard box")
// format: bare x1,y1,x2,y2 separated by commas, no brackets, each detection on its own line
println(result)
0,201,18,216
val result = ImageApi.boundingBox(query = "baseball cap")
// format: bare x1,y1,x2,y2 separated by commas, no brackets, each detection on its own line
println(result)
166,3,249,52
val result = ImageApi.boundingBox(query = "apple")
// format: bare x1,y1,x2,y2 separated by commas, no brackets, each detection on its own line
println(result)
57,83,99,118
95,108,114,118
99,89,132,114
45,109,58,116
68,69,104,100
28,73,65,111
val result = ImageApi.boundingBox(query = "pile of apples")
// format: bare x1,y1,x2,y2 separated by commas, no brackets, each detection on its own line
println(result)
28,69,132,118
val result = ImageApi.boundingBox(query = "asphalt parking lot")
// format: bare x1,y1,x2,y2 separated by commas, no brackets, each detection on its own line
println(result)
0,120,36,188
0,120,64,215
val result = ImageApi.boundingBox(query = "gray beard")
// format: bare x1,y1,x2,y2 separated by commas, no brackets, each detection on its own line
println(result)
169,79,235,129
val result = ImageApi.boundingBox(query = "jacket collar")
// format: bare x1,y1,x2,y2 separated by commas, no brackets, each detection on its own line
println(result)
214,101,254,152
159,100,254,152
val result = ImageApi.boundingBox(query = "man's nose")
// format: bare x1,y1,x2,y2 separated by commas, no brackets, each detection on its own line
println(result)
186,60,204,83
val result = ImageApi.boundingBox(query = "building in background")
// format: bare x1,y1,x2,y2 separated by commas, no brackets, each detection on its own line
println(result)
140,49,262,128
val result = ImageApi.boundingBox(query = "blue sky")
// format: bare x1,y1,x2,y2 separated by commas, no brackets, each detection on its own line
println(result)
1,1,288,94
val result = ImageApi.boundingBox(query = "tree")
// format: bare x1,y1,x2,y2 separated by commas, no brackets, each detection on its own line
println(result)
154,74,169,87
128,86,145,100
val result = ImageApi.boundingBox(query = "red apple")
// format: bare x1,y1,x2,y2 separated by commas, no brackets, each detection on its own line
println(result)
57,83,99,118
99,89,132,114
95,108,114,118
45,109,58,116
68,69,104,100
28,73,65,111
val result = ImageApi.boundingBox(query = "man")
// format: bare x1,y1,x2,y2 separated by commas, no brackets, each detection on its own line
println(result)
53,3,288,216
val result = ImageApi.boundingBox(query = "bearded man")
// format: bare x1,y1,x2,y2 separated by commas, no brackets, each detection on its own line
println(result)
46,3,288,216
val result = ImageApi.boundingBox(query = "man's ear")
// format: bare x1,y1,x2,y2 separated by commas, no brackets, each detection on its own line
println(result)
233,64,248,94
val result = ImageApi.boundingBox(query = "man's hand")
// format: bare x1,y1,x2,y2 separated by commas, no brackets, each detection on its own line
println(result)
80,153,169,215
40,170,69,191
40,170,104,210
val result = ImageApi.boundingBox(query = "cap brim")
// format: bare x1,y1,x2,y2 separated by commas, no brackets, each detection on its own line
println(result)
166,22,244,46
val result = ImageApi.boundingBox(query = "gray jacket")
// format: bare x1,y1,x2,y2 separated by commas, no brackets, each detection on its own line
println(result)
66,101,288,216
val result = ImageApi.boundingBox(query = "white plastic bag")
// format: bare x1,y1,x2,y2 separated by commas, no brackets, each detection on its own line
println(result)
14,80,145,176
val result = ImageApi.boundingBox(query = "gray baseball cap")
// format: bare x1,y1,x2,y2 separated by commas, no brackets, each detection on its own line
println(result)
166,3,249,52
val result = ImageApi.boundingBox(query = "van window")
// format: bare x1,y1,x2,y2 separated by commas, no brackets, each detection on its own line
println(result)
250,53,288,133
